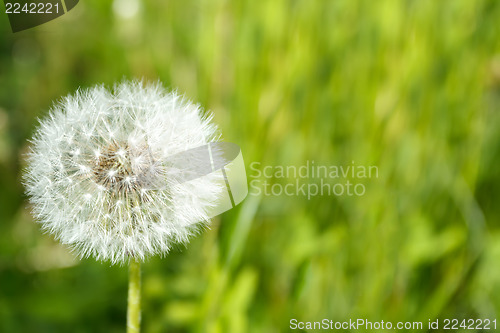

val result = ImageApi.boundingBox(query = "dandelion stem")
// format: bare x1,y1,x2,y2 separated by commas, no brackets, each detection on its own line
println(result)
127,259,141,333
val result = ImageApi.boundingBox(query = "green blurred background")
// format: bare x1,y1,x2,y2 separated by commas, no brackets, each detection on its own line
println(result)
1,0,500,332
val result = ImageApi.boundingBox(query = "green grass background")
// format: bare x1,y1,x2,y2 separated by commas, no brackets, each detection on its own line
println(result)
1,0,500,332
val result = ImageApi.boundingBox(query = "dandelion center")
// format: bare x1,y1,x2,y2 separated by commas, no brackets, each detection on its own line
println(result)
93,142,137,192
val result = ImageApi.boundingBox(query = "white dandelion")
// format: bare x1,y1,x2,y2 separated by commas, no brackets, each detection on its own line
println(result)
24,81,225,265
24,81,229,332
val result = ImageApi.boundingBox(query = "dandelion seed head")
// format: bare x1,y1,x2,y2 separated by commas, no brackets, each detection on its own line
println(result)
24,81,224,264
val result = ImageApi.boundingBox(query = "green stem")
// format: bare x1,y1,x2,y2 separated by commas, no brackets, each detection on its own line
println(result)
127,259,141,333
